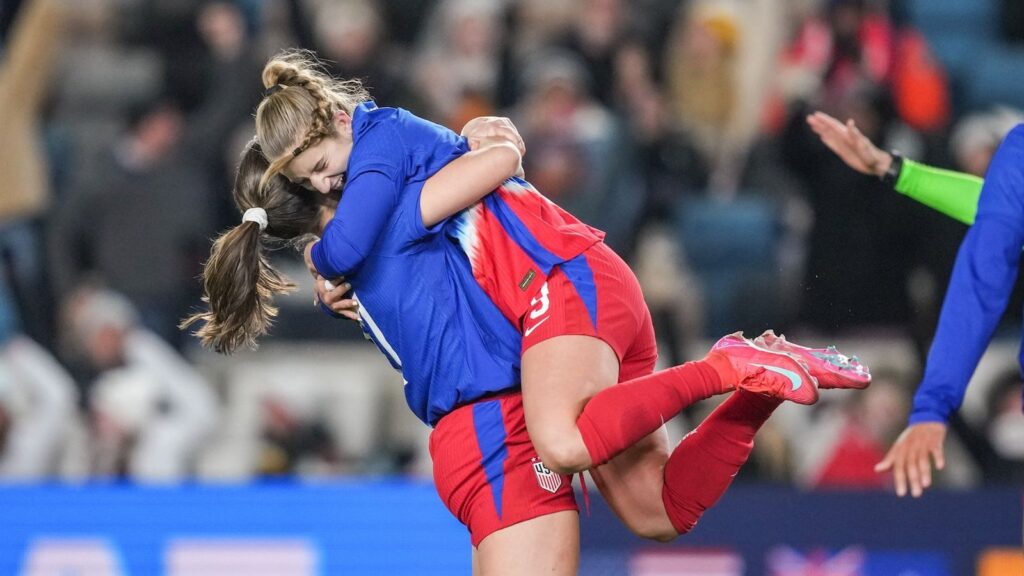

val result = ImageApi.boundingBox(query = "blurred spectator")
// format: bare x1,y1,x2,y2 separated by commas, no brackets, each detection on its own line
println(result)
186,0,265,227
512,51,632,246
287,0,411,109
492,0,578,108
888,24,949,135
127,0,211,111
257,395,343,477
659,0,788,195
622,0,782,237
65,287,218,482
48,99,216,345
612,37,709,248
0,0,65,222
984,373,1024,481
780,88,895,331
780,83,962,339
810,372,911,489
0,278,78,480
950,107,1024,177
948,369,1024,486
777,369,911,489
778,0,894,114
664,1,740,185
412,0,504,129
776,0,948,134
770,0,954,338
0,0,71,347
556,0,628,108
0,339,81,480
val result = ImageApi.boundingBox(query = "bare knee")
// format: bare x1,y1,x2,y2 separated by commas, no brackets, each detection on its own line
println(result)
533,434,590,475
634,524,678,543
622,514,679,543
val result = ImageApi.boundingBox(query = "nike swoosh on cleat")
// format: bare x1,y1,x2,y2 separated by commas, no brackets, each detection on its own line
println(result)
524,317,549,337
750,363,803,391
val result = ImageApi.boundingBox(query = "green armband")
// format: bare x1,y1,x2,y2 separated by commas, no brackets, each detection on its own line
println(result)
894,159,982,225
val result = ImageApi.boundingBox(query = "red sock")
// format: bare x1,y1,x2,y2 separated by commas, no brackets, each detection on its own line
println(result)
661,389,781,534
702,349,741,387
576,361,728,467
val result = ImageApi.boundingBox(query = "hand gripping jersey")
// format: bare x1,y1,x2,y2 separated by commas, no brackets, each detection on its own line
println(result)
310,103,603,425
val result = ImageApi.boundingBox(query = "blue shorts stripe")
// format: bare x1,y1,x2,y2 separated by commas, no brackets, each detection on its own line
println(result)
559,254,598,329
472,400,509,519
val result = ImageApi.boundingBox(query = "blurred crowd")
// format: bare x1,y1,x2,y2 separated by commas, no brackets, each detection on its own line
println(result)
0,0,1022,488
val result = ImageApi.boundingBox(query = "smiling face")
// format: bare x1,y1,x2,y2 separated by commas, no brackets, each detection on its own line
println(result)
280,111,355,195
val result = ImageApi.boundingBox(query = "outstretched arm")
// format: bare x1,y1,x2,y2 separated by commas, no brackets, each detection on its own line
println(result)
875,124,1024,497
807,111,982,225
894,160,982,225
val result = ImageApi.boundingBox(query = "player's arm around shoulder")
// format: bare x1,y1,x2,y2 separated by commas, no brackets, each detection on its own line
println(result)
419,116,525,228
420,132,524,227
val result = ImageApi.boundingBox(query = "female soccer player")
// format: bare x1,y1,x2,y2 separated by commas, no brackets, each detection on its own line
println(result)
806,110,1024,499
186,51,869,574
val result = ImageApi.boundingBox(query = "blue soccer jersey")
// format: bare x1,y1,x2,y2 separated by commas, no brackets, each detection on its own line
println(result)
309,103,602,425
309,103,518,425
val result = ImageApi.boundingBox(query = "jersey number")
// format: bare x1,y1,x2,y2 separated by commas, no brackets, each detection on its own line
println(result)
529,282,550,320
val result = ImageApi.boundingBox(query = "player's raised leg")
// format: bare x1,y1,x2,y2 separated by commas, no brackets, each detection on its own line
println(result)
521,333,678,540
523,332,819,477
523,331,810,541
519,243,820,540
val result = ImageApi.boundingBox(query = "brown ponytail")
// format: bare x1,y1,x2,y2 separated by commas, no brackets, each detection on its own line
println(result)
256,49,370,193
182,139,328,353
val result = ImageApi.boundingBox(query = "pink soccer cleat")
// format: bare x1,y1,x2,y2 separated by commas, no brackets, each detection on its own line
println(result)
753,330,871,390
708,332,819,405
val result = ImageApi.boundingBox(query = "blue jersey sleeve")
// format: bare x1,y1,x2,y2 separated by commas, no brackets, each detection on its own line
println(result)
911,124,1024,424
310,167,400,278
310,103,472,275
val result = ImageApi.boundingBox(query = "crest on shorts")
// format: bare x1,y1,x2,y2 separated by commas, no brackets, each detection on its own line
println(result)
532,458,562,493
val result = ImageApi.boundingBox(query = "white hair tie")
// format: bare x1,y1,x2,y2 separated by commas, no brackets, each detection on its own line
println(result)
242,207,268,231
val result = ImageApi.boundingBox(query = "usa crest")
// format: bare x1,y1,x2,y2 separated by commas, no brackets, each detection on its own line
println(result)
532,458,562,493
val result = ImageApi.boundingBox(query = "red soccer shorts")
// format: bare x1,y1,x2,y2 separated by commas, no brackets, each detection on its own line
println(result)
430,392,578,546
520,241,658,382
